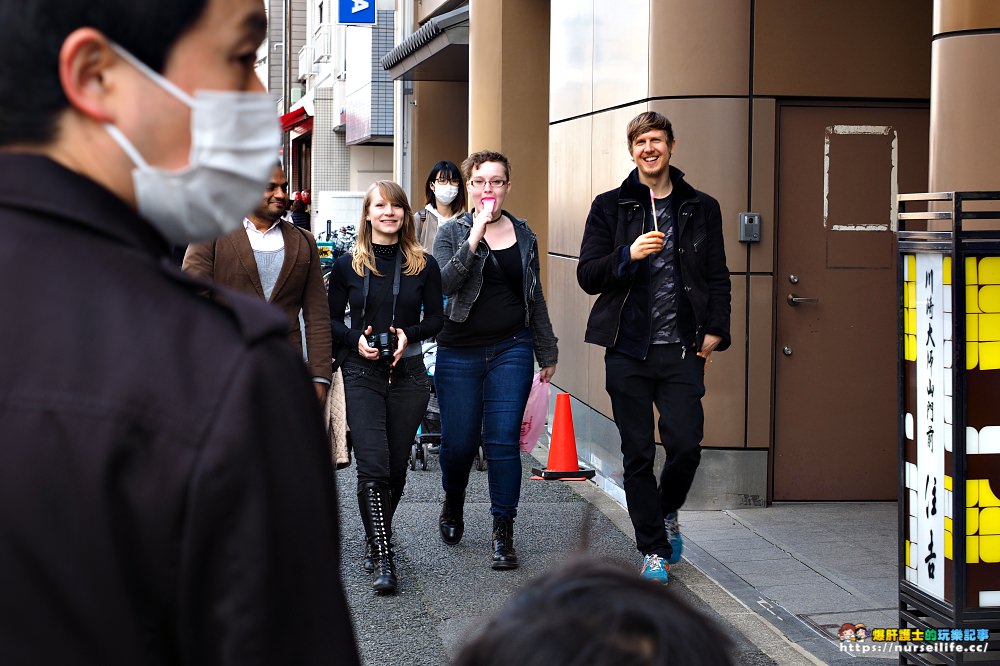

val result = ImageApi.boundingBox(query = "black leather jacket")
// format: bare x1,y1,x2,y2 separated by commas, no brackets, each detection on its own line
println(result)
577,166,731,359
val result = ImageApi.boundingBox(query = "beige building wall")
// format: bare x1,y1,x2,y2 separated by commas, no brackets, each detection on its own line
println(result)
348,145,394,192
409,81,469,206
468,0,550,274
930,1,1000,191
753,0,930,98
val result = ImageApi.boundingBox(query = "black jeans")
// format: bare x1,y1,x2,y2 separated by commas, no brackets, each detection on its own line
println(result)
605,344,705,559
342,355,430,495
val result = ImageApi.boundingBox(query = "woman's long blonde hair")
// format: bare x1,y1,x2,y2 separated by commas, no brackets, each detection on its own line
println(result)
352,180,427,277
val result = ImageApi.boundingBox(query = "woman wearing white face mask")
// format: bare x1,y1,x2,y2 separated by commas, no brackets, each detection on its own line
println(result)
415,160,466,252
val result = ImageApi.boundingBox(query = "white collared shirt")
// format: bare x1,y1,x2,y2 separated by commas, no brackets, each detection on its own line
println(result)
243,217,284,251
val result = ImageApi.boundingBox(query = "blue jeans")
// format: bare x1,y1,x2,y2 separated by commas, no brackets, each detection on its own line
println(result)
435,330,534,519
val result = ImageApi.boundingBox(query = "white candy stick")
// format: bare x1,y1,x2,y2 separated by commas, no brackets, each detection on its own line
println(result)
649,188,656,232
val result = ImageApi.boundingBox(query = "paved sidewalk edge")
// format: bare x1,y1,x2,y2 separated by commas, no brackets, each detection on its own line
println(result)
529,447,828,666
682,538,841,665
722,508,890,609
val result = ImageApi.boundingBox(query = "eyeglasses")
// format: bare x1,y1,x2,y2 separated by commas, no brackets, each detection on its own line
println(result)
434,177,460,186
469,178,508,190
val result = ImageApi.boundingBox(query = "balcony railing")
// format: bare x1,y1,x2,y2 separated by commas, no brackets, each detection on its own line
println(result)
314,23,333,63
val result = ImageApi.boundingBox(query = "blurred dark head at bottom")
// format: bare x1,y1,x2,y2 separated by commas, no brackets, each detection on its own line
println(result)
452,556,735,666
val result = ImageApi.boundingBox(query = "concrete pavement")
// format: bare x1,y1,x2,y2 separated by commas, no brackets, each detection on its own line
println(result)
336,446,830,665
681,504,897,665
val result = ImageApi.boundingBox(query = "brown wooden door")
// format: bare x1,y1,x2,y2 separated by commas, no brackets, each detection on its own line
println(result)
773,104,929,500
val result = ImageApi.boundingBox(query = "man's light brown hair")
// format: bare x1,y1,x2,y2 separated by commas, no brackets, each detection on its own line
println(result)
626,112,675,149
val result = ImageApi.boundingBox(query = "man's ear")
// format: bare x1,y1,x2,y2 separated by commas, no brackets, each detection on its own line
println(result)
58,28,119,124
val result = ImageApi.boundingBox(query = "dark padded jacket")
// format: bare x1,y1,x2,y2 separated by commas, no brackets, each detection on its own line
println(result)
577,166,731,359
0,154,358,666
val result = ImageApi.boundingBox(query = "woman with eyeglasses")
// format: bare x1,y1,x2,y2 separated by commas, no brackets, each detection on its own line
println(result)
415,160,466,252
432,150,559,570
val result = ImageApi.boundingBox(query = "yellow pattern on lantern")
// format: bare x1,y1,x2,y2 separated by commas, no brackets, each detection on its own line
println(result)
966,480,1000,564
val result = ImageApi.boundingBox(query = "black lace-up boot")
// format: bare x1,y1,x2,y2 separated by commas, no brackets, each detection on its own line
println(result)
359,489,375,573
362,484,405,573
491,516,518,570
358,481,398,593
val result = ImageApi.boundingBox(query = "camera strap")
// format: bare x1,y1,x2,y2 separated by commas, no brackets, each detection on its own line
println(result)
360,251,402,330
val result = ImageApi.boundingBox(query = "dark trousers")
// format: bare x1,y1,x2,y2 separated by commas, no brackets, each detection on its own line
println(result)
605,344,705,559
343,355,430,496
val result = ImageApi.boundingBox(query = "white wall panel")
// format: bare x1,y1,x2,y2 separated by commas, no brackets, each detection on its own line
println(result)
550,0,594,121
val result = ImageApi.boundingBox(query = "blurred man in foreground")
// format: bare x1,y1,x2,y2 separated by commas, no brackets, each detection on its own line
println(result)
0,0,358,663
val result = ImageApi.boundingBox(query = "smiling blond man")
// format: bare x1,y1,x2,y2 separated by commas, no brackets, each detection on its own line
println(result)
577,112,732,584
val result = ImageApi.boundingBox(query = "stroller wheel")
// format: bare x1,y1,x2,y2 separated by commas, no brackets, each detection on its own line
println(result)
474,445,487,471
419,443,428,470
409,442,418,471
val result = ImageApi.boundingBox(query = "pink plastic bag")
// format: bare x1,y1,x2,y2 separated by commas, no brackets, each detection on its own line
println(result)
520,373,550,453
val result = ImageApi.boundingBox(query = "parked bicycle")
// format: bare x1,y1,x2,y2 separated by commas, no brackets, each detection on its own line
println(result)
318,220,358,292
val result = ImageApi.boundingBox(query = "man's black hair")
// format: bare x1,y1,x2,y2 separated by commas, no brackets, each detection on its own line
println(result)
0,0,210,146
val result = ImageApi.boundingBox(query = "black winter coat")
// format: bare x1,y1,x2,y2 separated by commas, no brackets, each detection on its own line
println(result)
577,166,731,359
0,154,359,666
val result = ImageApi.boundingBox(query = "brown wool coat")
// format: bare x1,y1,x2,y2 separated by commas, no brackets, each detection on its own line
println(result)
184,220,333,380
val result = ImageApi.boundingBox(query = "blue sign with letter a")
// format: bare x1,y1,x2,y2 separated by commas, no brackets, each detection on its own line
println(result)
339,0,376,25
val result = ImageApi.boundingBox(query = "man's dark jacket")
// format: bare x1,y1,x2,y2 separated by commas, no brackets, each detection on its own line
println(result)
0,154,359,665
577,166,731,359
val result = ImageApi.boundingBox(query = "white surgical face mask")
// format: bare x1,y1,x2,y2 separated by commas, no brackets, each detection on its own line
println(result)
104,44,280,244
434,184,459,206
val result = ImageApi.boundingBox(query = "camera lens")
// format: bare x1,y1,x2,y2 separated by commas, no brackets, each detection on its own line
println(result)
373,332,394,361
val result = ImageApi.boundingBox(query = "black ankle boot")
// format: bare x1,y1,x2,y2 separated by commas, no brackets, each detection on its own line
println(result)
491,516,518,570
439,491,465,545
358,482,398,593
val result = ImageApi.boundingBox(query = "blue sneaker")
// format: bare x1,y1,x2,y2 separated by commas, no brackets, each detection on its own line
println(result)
640,554,670,584
664,512,683,564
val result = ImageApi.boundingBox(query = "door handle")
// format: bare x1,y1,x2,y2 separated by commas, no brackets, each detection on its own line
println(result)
786,293,819,306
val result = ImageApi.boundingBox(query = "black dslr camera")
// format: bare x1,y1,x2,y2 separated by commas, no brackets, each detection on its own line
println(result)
367,331,397,362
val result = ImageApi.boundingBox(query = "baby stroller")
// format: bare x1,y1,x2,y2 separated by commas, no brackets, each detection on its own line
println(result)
410,340,440,471
409,340,486,471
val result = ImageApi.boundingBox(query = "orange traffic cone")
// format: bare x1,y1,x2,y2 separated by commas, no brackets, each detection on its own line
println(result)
531,393,595,481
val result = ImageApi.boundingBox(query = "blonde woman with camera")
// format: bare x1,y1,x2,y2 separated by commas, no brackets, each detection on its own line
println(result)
328,181,443,594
